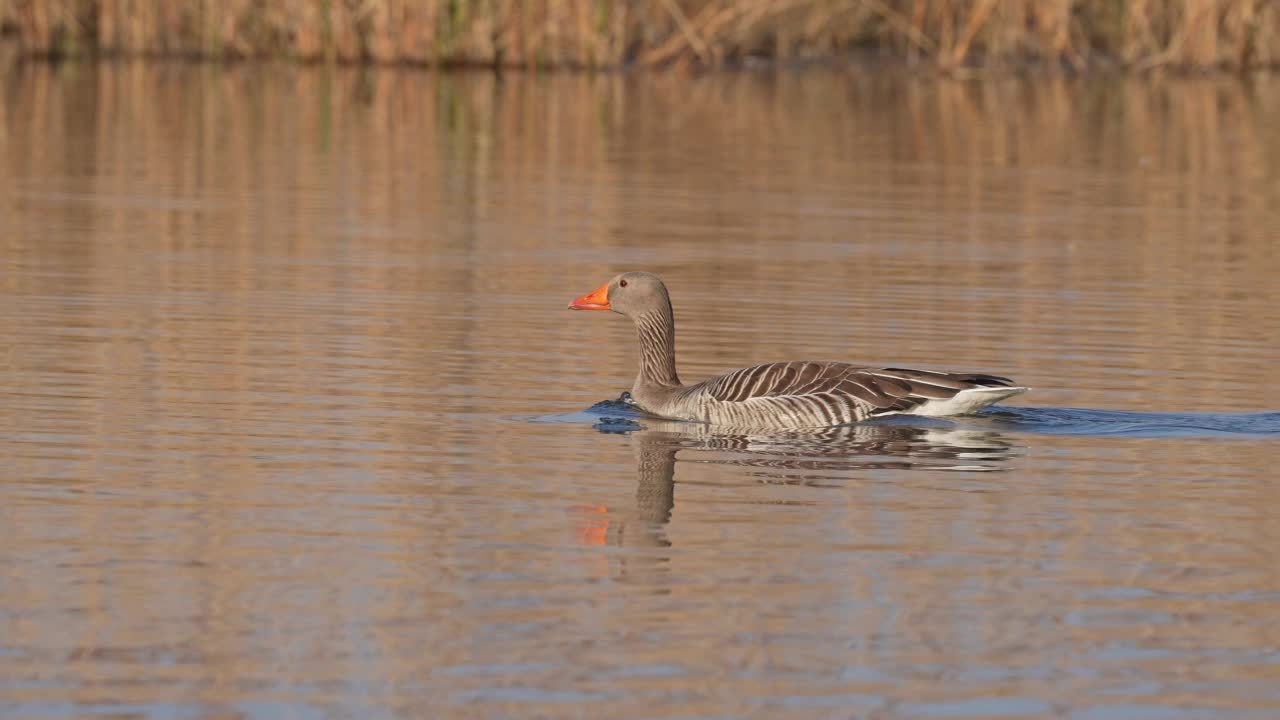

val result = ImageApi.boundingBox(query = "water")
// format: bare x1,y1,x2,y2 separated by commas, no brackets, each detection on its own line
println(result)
2,64,1279,718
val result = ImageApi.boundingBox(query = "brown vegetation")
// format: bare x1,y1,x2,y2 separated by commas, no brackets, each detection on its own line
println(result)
0,0,1277,70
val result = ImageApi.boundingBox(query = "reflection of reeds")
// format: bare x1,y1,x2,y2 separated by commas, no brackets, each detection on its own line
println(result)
0,0,1276,70
4,63,1276,417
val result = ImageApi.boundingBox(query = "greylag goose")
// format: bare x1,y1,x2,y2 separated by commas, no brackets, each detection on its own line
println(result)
568,272,1027,430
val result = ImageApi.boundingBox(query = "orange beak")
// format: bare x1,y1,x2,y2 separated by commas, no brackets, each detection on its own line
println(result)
568,281,611,311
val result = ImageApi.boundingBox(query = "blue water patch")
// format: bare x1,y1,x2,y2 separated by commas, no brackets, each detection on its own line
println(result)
518,396,645,432
976,407,1280,438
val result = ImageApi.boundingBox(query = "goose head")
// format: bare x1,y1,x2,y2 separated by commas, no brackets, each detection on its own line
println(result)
567,272,670,318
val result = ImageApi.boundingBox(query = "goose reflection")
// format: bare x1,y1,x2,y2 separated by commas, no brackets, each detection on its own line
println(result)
602,416,1019,479
575,415,1018,583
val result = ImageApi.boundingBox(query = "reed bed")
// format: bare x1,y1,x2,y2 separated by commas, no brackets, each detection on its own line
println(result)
0,0,1277,70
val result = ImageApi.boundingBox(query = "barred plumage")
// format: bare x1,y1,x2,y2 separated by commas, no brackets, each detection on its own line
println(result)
569,272,1029,430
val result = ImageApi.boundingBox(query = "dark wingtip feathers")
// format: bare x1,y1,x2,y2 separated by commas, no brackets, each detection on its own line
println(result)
957,373,1018,388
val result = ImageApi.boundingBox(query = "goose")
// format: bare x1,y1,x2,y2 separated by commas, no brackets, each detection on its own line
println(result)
568,272,1027,429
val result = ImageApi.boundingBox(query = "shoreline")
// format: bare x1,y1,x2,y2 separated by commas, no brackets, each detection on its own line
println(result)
3,41,1277,78
2,0,1277,75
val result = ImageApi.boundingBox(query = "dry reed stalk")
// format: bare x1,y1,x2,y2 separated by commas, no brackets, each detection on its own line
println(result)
1,0,1277,70
947,0,996,66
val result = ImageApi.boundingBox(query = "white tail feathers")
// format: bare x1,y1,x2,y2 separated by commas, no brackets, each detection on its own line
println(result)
906,386,1029,417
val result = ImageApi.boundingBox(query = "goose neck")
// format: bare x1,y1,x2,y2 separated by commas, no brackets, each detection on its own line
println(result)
632,308,680,389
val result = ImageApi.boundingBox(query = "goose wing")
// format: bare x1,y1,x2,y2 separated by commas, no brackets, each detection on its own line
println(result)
698,361,1020,422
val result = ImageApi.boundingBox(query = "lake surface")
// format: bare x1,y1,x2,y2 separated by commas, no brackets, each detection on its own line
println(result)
2,63,1279,719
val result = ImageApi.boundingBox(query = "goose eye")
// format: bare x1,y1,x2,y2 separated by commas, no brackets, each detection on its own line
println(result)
619,279,628,288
